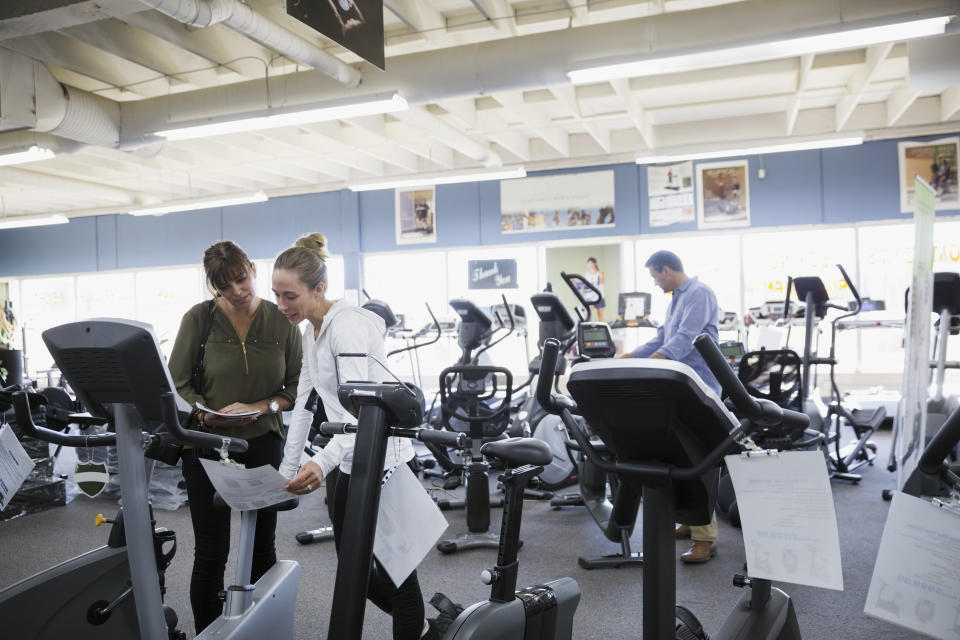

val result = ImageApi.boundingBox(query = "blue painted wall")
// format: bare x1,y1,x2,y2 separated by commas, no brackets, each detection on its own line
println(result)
1,132,957,285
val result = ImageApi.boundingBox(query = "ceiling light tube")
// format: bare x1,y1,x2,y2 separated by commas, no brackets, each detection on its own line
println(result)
155,92,409,141
0,213,69,230
349,166,527,192
0,145,56,167
129,191,268,216
635,135,864,164
569,15,951,84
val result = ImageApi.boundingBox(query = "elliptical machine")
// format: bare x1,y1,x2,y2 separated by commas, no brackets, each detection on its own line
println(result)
537,329,808,639
431,296,516,554
789,264,883,482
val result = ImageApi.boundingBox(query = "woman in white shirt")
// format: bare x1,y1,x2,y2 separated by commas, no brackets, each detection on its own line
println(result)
273,233,435,640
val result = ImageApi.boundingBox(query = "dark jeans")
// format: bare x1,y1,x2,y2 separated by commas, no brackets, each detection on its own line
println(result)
181,432,283,633
333,469,426,640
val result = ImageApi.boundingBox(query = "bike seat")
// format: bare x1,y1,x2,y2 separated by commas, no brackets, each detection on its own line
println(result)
481,437,552,467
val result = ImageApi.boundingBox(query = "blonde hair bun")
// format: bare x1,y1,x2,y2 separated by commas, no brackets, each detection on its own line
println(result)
294,232,329,261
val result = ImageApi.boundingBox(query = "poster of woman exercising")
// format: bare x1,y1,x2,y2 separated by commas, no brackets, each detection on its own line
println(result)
696,160,750,229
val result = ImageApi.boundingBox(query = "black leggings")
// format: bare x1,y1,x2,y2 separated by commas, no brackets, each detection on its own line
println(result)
333,469,426,640
181,433,283,633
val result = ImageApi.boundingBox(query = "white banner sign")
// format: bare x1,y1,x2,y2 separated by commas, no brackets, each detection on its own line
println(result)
896,175,936,488
500,170,615,233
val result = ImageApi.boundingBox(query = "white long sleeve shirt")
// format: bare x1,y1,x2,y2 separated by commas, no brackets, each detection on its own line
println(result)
279,299,415,479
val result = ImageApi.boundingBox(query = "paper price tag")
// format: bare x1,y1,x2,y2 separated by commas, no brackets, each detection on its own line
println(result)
0,423,36,512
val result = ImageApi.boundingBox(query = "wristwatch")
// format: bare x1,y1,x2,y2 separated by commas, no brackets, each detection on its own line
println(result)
267,398,280,414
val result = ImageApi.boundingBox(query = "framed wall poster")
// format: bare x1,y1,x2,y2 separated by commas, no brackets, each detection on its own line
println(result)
696,160,750,229
500,170,615,233
395,187,437,245
647,160,694,228
898,136,959,213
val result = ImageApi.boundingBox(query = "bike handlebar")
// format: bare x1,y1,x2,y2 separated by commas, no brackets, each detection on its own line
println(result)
320,421,468,448
159,392,248,453
12,391,117,447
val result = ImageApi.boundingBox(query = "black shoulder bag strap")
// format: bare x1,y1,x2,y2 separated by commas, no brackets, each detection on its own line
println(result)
191,299,217,395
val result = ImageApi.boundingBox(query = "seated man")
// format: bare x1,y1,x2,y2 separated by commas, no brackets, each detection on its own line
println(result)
618,249,721,564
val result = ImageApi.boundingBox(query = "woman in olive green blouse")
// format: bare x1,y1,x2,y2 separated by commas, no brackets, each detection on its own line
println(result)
168,241,302,634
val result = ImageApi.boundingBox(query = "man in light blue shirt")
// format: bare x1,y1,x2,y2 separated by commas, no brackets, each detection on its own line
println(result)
619,249,721,563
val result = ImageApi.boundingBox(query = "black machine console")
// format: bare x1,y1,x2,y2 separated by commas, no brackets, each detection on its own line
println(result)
577,322,616,359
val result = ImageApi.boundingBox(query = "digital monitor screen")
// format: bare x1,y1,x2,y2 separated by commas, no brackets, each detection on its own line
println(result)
719,341,745,358
619,292,651,321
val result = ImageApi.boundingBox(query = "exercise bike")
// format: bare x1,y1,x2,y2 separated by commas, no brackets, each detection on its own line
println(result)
537,327,808,639
318,364,580,640
0,319,300,640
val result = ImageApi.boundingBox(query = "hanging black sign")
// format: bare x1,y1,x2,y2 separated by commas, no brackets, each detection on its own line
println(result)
286,0,385,70
468,259,518,289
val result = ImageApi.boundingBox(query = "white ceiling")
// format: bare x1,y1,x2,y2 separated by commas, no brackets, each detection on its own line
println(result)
0,0,958,223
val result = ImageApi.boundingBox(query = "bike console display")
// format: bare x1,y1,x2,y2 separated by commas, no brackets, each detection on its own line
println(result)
577,322,616,359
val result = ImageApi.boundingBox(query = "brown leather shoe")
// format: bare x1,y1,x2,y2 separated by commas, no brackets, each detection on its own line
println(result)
680,541,717,563
675,524,691,540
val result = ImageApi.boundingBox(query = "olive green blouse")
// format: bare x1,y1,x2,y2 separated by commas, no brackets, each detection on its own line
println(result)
168,299,302,440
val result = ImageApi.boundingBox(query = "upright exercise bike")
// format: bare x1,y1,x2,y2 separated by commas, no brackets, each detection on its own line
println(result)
319,366,580,640
0,319,300,640
537,328,807,639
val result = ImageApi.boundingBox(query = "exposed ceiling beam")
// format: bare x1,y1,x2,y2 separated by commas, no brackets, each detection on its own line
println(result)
610,78,655,148
941,86,960,122
493,93,570,157
384,0,446,44
886,86,922,126
470,0,517,36
835,43,894,131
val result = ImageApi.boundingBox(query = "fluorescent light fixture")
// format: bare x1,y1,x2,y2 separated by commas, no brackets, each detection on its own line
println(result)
636,135,864,164
569,15,951,84
349,166,527,192
129,191,268,216
0,145,56,167
0,213,69,230
155,92,408,141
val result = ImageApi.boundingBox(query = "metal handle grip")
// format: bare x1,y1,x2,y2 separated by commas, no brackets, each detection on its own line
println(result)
160,392,248,452
11,391,116,446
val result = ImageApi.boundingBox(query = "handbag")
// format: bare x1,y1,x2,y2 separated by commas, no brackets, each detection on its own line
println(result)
190,299,217,395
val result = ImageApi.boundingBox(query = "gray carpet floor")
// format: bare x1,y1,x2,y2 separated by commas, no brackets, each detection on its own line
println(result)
0,428,932,639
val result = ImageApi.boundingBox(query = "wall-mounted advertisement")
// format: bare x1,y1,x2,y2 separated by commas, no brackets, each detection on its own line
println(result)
897,136,958,213
697,160,750,229
286,0,385,70
647,161,694,228
467,259,518,289
500,170,615,233
396,187,437,245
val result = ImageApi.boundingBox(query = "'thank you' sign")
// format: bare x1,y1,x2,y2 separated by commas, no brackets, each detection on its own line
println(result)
468,260,518,289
